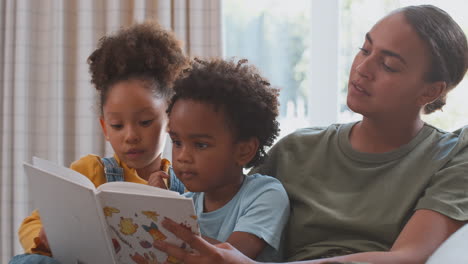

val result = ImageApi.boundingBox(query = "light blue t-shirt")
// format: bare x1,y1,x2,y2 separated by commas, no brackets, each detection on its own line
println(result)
184,173,290,261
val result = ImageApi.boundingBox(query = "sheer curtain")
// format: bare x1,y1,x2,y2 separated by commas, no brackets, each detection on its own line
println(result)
0,0,221,261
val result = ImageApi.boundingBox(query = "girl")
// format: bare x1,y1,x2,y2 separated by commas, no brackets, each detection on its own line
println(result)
12,21,187,263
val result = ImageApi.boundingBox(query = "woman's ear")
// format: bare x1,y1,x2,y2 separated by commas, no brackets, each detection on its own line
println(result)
235,137,259,167
99,117,110,141
418,81,446,106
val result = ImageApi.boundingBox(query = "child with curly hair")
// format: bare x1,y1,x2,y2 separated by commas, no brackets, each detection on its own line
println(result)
11,21,188,264
162,58,290,261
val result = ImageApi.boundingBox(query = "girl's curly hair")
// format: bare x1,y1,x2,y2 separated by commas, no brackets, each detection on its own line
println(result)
167,58,280,168
87,21,188,113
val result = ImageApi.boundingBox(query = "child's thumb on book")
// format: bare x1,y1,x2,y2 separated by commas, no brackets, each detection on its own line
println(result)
160,158,171,173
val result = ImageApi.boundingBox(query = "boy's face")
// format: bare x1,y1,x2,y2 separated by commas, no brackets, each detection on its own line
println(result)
168,99,244,193
100,80,168,171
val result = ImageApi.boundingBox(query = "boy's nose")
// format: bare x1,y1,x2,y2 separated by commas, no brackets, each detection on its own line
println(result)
176,147,193,164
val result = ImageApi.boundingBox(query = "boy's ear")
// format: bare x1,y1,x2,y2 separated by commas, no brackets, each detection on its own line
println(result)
99,117,110,141
418,81,446,106
235,137,259,167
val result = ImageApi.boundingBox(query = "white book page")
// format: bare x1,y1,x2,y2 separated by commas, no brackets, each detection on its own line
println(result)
97,181,186,199
24,163,114,264
96,190,199,264
32,156,95,190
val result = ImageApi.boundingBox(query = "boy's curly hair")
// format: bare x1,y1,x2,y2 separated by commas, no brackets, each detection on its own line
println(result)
87,21,188,113
167,58,280,168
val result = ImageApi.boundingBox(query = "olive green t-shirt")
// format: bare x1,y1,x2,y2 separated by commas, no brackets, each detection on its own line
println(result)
251,122,468,261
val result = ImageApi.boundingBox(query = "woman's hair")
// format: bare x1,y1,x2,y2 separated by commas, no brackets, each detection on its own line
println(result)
396,5,468,114
87,21,188,114
167,58,280,168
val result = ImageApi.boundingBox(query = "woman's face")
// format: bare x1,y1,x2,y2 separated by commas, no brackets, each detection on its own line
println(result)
347,12,434,120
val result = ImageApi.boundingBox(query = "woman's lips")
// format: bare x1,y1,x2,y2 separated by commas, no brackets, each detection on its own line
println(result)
350,80,370,96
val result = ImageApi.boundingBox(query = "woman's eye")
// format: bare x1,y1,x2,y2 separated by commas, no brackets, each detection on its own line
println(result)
110,124,123,130
140,119,154,127
359,47,370,55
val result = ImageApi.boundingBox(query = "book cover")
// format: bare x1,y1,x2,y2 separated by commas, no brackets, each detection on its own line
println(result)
24,157,199,264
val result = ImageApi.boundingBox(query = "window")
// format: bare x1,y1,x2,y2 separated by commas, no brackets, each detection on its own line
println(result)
222,0,312,139
222,0,468,142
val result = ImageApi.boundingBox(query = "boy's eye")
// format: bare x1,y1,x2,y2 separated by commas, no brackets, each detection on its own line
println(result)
110,124,123,130
195,142,208,149
171,139,182,147
140,119,154,127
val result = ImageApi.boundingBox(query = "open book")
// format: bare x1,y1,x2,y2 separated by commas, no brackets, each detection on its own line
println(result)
24,157,199,264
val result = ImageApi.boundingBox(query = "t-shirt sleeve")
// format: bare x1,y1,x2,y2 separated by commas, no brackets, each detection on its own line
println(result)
70,154,106,187
249,140,282,177
232,177,290,250
18,209,52,255
416,146,468,221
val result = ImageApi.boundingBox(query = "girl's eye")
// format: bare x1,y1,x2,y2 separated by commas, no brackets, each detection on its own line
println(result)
195,142,208,149
110,124,123,130
140,119,154,127
359,47,370,56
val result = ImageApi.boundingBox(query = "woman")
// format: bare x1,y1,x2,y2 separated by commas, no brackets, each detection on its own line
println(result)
154,5,468,264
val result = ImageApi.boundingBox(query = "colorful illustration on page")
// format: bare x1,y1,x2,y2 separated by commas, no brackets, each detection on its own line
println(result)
103,206,120,217
142,210,160,222
119,216,139,235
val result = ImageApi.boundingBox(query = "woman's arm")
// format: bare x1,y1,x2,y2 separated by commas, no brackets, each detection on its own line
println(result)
310,209,464,264
203,232,266,259
228,232,266,259
155,210,465,264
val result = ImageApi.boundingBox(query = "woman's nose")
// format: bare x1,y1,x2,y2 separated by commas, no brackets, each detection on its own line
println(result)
355,56,374,80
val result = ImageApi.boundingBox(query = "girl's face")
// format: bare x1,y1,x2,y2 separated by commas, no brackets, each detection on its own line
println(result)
347,12,435,120
168,99,244,193
100,80,168,170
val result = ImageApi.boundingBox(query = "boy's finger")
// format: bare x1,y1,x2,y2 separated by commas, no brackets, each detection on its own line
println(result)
161,218,213,254
153,240,201,264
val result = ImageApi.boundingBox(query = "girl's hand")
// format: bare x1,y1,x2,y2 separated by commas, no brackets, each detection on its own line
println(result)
153,218,257,264
38,227,50,250
147,171,170,189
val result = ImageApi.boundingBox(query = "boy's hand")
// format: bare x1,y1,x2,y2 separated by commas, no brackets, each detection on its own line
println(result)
148,171,170,189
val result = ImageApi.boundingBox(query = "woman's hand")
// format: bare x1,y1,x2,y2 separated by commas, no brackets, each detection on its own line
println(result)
153,217,257,264
147,171,170,189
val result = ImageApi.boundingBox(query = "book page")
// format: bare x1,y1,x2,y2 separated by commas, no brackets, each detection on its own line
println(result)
24,163,115,264
32,156,96,190
96,189,199,264
97,181,182,198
